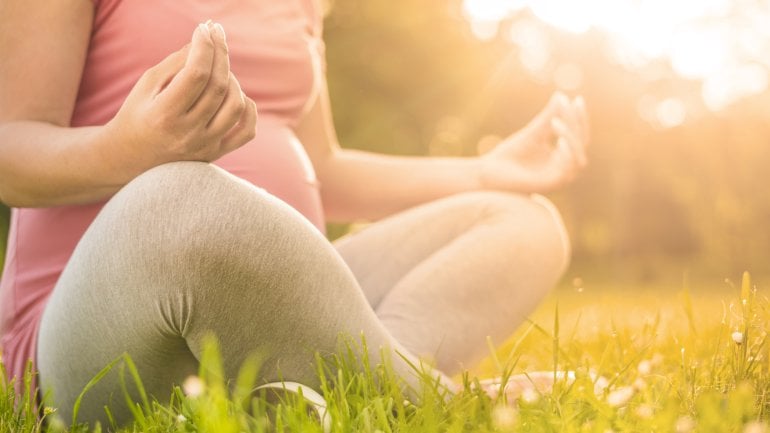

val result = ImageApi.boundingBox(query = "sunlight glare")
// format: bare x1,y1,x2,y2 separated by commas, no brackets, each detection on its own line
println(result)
529,0,591,34
461,0,770,115
669,26,730,80
462,0,526,22
655,98,687,129
508,21,551,75
469,20,500,41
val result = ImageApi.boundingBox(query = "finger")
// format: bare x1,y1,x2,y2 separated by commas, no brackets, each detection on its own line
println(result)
207,74,246,135
570,97,590,162
553,95,588,162
554,137,580,182
554,94,582,141
574,96,590,146
515,92,564,155
536,137,577,191
138,44,191,95
219,97,257,153
529,92,565,132
551,117,587,167
188,22,231,123
157,23,216,113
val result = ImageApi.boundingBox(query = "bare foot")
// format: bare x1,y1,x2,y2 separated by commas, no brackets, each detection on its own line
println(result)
477,370,612,404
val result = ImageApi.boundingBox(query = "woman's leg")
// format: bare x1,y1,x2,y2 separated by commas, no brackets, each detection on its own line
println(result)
334,191,570,374
37,162,446,427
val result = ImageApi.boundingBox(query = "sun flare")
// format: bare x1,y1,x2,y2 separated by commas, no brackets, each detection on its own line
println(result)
462,0,770,116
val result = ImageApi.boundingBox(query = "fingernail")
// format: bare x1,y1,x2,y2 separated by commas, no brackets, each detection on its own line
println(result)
214,23,227,41
197,22,210,37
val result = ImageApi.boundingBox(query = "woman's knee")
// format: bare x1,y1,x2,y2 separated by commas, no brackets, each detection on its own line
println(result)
529,193,572,271
106,161,307,243
114,161,250,210
452,190,571,275
85,160,325,304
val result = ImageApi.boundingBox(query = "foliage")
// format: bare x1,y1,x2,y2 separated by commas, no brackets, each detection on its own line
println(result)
323,0,770,277
0,272,768,432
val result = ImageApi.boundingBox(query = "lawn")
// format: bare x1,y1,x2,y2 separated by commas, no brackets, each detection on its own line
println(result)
2,272,768,433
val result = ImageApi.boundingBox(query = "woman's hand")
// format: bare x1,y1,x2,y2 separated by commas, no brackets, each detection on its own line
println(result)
479,92,589,193
106,22,258,173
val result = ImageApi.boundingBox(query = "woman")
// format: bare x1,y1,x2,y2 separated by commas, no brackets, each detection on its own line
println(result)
0,0,588,426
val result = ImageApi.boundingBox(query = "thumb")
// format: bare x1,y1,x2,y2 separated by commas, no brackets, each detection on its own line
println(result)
528,92,568,133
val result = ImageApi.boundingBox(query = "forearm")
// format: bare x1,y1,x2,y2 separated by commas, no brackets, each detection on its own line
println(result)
296,82,587,222
0,121,147,207
317,148,484,222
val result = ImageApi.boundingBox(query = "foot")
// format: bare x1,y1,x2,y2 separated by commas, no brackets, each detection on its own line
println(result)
253,382,330,433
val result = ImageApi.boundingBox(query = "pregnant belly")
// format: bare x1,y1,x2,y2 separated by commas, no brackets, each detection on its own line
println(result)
214,119,325,233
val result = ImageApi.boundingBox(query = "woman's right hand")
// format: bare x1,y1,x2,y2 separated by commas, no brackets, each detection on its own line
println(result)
106,21,257,172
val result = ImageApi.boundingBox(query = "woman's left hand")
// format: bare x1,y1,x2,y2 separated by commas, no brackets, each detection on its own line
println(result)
479,92,590,193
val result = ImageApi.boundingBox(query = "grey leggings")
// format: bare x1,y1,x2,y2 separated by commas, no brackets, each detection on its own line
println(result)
37,162,569,426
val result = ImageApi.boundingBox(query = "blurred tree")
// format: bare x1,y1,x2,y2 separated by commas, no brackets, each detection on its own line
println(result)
324,0,770,281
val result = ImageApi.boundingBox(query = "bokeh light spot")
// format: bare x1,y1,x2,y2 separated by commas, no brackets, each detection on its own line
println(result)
461,0,770,122
655,98,687,129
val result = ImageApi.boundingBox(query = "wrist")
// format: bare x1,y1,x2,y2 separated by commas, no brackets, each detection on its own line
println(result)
475,154,502,192
96,119,159,186
476,154,536,194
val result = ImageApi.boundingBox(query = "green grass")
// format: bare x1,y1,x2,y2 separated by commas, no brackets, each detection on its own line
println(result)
4,272,770,432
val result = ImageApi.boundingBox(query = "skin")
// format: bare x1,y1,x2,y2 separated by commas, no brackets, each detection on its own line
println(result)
0,2,256,207
296,85,588,221
0,1,587,214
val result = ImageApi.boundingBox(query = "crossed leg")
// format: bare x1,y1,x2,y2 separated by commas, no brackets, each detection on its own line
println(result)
334,191,570,374
37,162,570,427
36,162,447,426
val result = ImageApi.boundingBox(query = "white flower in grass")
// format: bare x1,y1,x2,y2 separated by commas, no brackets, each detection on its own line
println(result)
492,405,518,429
745,421,769,433
632,377,647,391
635,404,654,419
182,375,205,397
483,383,500,400
606,386,635,408
733,331,745,345
520,387,540,404
744,421,768,433
637,359,652,375
675,416,696,433
176,414,187,423
593,375,610,395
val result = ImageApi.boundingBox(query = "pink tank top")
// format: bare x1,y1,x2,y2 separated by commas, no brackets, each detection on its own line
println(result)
0,0,326,394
